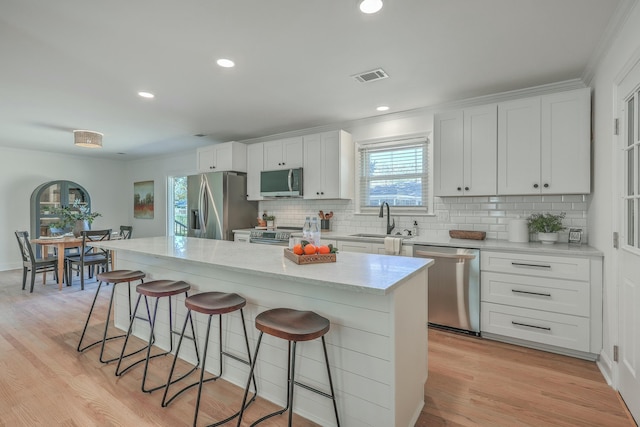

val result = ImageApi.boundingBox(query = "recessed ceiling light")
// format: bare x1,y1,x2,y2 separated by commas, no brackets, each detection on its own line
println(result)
216,58,235,68
376,105,390,112
359,0,383,14
138,91,155,99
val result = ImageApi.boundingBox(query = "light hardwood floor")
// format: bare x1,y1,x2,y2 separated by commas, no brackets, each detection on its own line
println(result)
0,269,634,426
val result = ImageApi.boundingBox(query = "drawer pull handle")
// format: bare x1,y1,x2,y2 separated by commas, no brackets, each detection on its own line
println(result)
511,289,552,297
511,262,551,269
511,321,551,331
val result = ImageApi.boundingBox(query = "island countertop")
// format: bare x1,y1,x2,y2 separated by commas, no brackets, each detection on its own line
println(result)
93,236,432,295
97,235,431,427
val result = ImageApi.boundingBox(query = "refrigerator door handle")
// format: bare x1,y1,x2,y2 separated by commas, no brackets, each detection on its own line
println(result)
199,175,208,236
202,174,223,240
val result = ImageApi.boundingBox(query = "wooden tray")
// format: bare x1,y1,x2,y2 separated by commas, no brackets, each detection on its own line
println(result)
449,230,486,240
283,248,336,264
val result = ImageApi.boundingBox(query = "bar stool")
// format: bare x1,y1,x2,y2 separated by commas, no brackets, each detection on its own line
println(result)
115,279,194,394
236,308,340,427
77,269,146,363
162,292,258,427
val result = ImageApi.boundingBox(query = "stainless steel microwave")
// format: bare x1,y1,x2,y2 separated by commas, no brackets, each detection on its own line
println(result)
260,168,303,197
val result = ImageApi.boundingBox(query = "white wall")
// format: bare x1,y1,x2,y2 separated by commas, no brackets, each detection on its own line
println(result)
0,146,128,270
589,0,640,382
124,150,196,238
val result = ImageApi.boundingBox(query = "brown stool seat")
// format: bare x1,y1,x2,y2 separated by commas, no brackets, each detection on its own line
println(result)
185,292,246,315
97,269,146,283
256,308,330,342
136,280,190,297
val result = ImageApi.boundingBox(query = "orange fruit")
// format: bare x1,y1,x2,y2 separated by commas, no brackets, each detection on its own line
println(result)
303,243,317,255
292,244,303,255
317,245,330,254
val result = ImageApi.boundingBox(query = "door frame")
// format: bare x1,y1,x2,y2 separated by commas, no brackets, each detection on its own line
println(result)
612,47,640,422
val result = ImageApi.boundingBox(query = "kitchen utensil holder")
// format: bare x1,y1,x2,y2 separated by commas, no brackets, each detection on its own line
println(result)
321,219,330,230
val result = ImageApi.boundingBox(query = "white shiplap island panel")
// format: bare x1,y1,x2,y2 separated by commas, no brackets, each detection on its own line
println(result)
93,236,432,427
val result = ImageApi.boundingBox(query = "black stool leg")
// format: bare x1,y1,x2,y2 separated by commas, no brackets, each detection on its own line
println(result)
287,341,297,427
164,308,257,427
237,332,264,427
322,336,340,427
116,292,187,393
161,309,201,408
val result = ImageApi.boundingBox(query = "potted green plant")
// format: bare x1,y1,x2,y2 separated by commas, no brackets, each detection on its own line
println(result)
527,212,566,244
51,200,102,237
265,215,276,228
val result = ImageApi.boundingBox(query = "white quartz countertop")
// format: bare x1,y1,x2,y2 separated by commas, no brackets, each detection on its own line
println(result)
93,236,432,295
233,228,603,257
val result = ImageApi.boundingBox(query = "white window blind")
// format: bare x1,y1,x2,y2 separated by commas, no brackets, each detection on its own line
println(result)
357,136,430,210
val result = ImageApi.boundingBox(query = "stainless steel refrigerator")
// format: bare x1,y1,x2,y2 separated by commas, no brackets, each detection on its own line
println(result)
187,172,258,240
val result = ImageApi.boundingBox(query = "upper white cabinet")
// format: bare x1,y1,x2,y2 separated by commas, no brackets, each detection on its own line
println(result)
263,137,303,170
498,88,591,195
434,104,497,196
246,143,264,201
197,141,247,173
303,130,354,199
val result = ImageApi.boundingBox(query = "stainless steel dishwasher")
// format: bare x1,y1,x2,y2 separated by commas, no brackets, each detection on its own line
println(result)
414,245,480,336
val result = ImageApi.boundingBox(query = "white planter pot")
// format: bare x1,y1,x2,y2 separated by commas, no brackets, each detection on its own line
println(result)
537,232,559,245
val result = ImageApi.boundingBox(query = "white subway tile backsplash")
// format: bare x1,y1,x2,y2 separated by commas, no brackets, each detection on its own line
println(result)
258,193,589,242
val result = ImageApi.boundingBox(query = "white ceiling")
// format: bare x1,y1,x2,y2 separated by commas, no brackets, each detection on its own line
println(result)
0,0,624,159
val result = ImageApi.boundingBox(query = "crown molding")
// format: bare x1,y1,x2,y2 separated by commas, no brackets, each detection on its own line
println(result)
582,0,639,85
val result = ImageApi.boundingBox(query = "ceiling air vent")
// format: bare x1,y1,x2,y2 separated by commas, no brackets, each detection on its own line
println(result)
352,68,389,83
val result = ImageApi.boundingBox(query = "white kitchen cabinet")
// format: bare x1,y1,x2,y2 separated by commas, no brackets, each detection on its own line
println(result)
197,141,247,173
372,243,413,256
337,239,411,256
263,137,303,170
337,240,371,253
303,130,354,199
434,104,497,196
480,250,602,359
246,143,264,201
233,232,250,243
498,88,590,195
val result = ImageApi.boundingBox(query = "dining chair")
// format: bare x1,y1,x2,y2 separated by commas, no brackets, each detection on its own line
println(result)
119,225,133,239
66,229,111,290
14,231,59,293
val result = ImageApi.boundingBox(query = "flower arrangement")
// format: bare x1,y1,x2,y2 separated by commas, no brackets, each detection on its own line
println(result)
527,212,566,233
50,200,102,228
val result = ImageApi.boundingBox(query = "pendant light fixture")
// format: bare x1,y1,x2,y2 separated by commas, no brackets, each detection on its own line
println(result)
73,130,103,148
359,0,383,14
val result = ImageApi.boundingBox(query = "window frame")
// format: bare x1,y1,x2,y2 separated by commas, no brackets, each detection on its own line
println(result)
355,133,433,215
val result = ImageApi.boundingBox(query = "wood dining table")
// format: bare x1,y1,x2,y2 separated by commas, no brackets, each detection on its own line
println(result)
31,234,121,290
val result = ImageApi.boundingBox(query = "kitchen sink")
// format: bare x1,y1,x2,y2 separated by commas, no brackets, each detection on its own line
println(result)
349,233,411,239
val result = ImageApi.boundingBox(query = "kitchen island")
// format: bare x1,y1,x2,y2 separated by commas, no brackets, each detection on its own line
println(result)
93,236,432,427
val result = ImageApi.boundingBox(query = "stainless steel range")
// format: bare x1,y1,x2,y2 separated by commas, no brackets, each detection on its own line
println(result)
249,227,302,246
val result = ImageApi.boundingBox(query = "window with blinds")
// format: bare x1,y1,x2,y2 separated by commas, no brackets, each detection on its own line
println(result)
357,136,431,212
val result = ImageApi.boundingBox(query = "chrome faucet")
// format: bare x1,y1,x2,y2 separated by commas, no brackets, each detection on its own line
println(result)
379,201,395,235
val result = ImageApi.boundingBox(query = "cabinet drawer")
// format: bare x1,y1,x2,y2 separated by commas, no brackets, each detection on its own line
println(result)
481,272,589,316
481,302,589,352
481,251,589,281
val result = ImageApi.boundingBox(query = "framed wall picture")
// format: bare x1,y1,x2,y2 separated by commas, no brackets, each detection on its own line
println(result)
134,180,154,219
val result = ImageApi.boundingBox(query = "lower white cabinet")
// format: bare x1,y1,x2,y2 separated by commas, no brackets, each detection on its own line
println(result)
337,240,412,256
480,250,602,359
233,232,250,243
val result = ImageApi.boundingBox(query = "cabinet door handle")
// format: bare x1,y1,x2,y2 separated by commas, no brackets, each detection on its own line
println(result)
457,187,462,191
512,321,551,331
465,186,469,191
533,183,539,188
544,183,549,188
511,262,551,269
511,289,552,297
